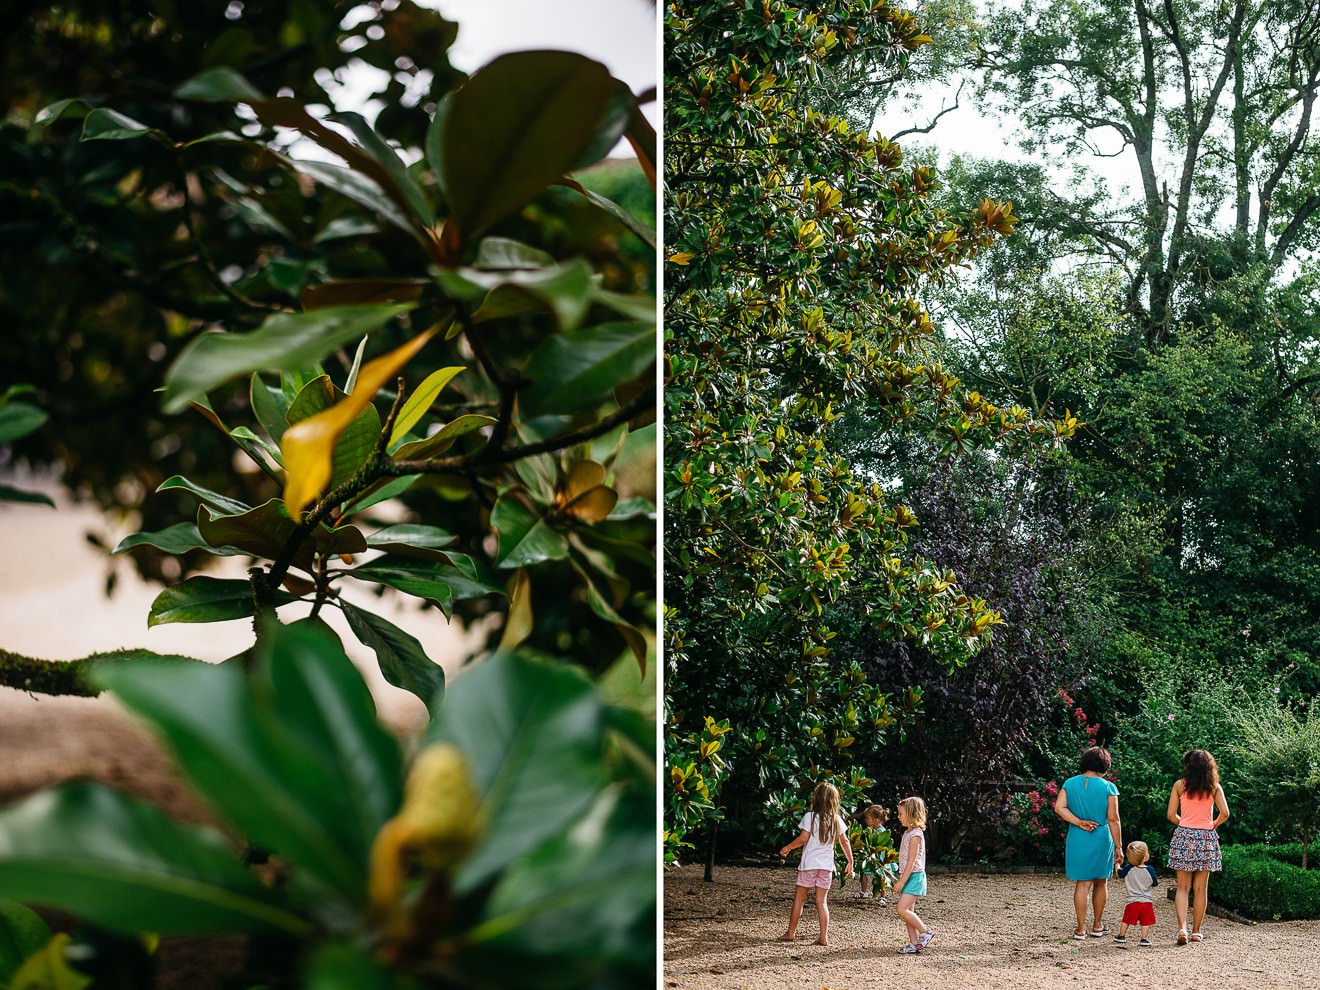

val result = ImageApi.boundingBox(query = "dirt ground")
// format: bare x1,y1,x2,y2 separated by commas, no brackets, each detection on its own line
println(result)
664,865,1320,990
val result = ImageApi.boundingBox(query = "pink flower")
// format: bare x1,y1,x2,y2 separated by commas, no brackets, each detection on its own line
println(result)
1168,714,1176,721
1045,782,1059,796
1073,708,1086,724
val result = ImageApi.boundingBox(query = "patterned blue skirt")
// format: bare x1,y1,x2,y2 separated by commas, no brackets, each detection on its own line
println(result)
1167,825,1221,872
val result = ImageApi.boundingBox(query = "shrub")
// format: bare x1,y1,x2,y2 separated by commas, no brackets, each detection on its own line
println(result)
1216,844,1320,921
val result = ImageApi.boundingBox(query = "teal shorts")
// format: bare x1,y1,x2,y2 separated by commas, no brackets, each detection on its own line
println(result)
901,871,927,896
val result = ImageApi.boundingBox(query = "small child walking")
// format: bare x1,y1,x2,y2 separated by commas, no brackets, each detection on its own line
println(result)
852,804,889,905
894,796,933,954
777,782,854,946
1114,840,1159,946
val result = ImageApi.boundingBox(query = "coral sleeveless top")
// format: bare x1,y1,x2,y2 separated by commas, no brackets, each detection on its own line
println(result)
1179,788,1214,830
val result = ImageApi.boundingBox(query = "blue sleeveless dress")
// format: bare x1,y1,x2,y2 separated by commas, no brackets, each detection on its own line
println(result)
1062,774,1118,881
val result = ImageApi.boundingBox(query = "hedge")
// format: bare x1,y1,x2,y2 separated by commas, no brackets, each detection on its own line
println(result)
1214,844,1320,920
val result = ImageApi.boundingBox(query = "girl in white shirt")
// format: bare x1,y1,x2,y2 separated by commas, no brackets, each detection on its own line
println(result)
776,782,854,945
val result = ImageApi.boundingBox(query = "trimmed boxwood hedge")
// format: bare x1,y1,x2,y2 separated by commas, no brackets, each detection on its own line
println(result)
1215,844,1320,920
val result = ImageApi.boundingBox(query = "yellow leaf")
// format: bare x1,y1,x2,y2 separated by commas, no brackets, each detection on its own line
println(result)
498,568,533,651
282,328,436,518
667,252,695,265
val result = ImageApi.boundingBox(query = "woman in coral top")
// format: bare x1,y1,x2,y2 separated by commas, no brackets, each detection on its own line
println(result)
1166,749,1231,945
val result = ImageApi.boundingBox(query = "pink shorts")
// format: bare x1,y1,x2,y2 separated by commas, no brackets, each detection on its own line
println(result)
796,869,833,889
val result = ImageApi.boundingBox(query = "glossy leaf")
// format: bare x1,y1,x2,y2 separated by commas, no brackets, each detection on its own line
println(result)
0,782,309,935
156,475,251,517
340,602,445,711
299,279,428,312
112,521,242,557
277,157,416,238
0,402,47,445
80,108,154,141
560,178,656,248
347,556,455,613
491,495,570,569
424,653,606,893
162,304,413,414
282,331,434,517
388,366,465,446
435,260,593,331
437,51,624,241
473,237,555,270
147,576,293,627
342,474,420,515
326,111,433,226
0,901,51,986
257,620,403,863
250,374,290,443
173,67,263,102
521,321,655,417
93,638,380,908
196,501,367,566
303,943,420,990
390,414,495,460
461,788,653,981
364,524,458,559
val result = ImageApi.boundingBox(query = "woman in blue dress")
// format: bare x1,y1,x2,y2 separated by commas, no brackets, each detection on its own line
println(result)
1052,746,1123,940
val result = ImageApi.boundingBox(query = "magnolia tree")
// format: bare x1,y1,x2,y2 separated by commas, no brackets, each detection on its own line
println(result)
662,0,1073,862
0,8,657,986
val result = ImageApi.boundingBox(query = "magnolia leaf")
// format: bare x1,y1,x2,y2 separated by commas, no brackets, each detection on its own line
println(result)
388,366,466,447
282,330,435,518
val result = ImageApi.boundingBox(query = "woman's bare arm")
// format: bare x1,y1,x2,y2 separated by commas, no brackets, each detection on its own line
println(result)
1167,779,1182,826
1054,787,1097,831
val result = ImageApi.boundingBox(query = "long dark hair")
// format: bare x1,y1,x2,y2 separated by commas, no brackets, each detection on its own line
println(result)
1183,749,1219,799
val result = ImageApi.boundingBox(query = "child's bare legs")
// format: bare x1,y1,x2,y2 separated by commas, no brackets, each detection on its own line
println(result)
896,893,927,944
1118,921,1130,938
778,885,809,940
859,874,872,895
1140,923,1152,942
1191,871,1209,934
814,887,830,945
1174,870,1192,935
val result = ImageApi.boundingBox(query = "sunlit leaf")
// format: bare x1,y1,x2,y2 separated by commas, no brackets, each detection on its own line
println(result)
388,366,465,446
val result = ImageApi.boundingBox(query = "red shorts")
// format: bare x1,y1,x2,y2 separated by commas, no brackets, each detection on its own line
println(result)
796,869,834,889
1122,902,1156,926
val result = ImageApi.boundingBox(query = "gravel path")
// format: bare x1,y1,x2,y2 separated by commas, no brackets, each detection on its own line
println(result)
664,865,1320,990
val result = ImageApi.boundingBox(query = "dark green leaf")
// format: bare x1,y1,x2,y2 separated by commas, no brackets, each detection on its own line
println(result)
277,158,415,237
425,654,606,893
326,111,433,226
461,788,654,983
113,522,242,557
438,52,623,240
473,237,556,270
162,304,413,414
347,556,454,613
80,108,155,141
0,485,55,508
257,621,403,863
390,414,495,460
491,495,569,569
0,901,51,986
32,98,86,128
0,402,47,445
521,321,655,417
250,374,290,443
561,179,657,249
303,943,421,990
156,475,252,516
435,260,593,331
196,501,366,567
364,524,458,559
340,602,445,711
93,648,374,909
342,474,420,514
174,67,263,102
148,576,293,627
0,783,309,935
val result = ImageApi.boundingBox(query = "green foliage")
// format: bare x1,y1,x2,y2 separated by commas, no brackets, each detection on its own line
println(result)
663,714,732,864
1230,695,1320,867
0,388,53,508
1,7,656,984
663,0,1068,864
1217,845,1320,921
0,623,654,986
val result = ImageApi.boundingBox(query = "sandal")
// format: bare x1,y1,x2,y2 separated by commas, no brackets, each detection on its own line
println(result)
1176,930,1188,945
1088,926,1110,938
1190,932,1203,942
1072,931,1087,941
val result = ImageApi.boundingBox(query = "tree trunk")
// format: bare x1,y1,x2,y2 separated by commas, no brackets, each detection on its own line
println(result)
704,819,719,882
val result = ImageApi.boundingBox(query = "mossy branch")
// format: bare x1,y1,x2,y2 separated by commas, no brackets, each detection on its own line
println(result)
0,648,200,697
